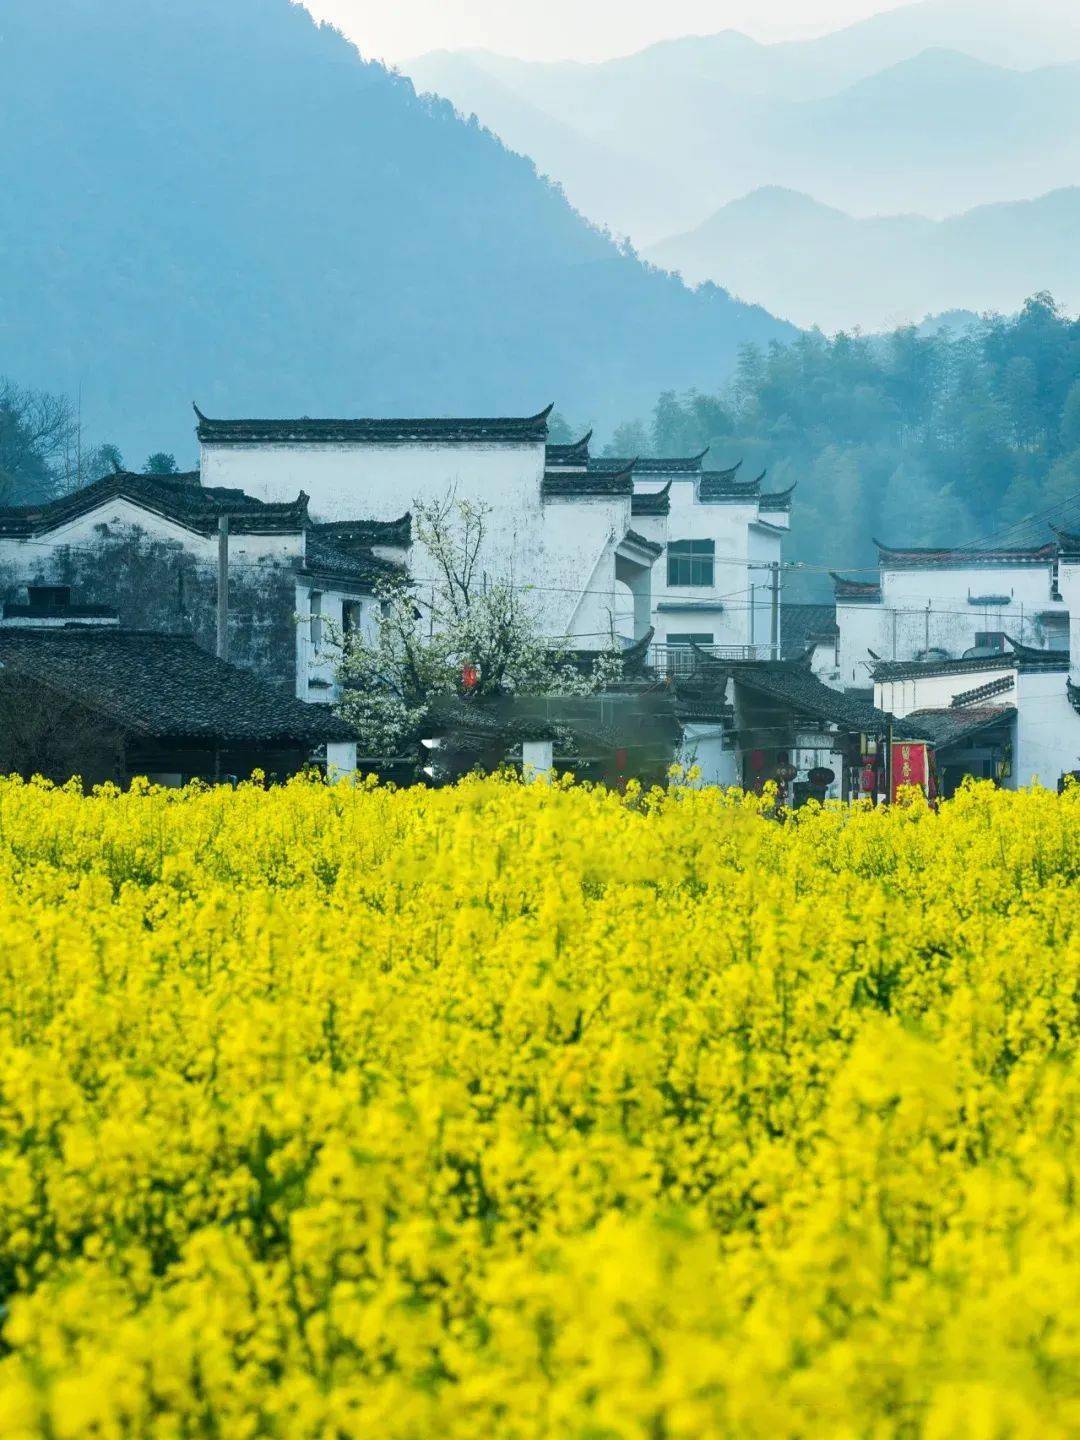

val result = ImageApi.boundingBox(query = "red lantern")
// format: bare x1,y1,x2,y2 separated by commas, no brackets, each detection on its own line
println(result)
749,749,767,773
461,663,479,692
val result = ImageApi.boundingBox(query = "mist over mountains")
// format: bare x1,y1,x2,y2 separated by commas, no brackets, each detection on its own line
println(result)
647,187,1080,332
406,0,1080,329
0,0,790,464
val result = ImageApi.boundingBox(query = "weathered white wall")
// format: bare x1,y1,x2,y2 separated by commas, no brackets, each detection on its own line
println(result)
647,479,771,649
879,563,1062,658
875,662,1016,719
808,638,841,687
295,583,381,703
677,723,739,788
1015,670,1080,788
0,498,303,576
836,601,887,690
536,496,635,642
747,522,783,656
837,560,1064,691
205,438,638,646
1058,556,1080,684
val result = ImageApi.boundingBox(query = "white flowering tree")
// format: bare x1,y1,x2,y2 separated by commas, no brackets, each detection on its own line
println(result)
334,495,623,759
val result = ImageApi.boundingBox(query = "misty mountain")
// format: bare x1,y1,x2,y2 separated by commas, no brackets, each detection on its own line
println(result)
647,187,1080,332
406,1,1080,243
0,0,790,466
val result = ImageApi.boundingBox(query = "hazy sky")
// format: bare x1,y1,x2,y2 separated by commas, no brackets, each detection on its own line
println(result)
301,0,917,65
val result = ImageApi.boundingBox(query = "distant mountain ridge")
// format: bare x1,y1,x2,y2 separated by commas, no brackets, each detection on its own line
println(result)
405,1,1080,243
646,187,1080,332
0,0,792,466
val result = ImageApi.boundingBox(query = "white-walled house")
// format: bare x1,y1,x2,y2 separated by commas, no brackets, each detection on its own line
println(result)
0,470,405,704
543,442,793,666
833,539,1067,692
619,454,793,659
197,406,663,649
197,409,798,661
873,639,1078,792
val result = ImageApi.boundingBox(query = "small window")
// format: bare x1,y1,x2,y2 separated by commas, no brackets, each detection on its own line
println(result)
309,590,323,649
974,631,1005,651
667,633,714,647
667,540,714,587
342,600,363,639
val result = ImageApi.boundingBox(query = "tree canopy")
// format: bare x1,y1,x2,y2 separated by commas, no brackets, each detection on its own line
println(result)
608,294,1080,594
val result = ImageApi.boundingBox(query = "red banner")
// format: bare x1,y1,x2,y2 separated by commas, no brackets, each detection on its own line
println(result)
891,741,929,800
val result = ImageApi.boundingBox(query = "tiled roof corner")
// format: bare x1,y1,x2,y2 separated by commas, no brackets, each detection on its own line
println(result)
631,480,672,517
831,572,882,601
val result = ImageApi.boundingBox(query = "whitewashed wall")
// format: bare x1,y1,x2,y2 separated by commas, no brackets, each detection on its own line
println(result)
747,522,783,655
0,499,302,576
836,601,886,691
203,438,642,646
880,563,1062,657
1015,670,1080,787
1058,555,1080,685
874,662,1016,720
644,478,772,649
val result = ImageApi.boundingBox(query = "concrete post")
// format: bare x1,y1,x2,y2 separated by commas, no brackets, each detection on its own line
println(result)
522,739,554,782
326,741,358,782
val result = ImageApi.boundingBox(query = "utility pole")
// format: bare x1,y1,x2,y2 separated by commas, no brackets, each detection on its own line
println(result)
217,515,229,661
770,561,781,662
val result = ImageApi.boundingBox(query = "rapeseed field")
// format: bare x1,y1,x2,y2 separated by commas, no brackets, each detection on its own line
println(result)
0,773,1077,1438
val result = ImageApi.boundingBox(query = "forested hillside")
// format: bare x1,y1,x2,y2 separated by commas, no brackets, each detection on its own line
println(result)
603,294,1080,591
0,0,789,467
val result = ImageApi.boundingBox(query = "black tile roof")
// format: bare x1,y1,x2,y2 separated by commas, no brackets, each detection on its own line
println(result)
3,602,117,621
950,673,1015,708
302,533,403,588
545,432,593,468
0,473,311,538
620,529,664,559
699,463,762,502
758,482,797,513
874,538,1058,569
631,481,672,517
0,629,355,743
780,603,838,660
195,403,554,446
591,451,707,476
541,464,635,499
831,573,882,601
872,640,1069,681
902,706,1016,749
308,515,412,550
683,656,891,732
1056,527,1080,558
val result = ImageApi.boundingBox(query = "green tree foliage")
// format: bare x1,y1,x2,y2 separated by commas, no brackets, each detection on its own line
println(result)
607,295,1080,592
143,452,180,476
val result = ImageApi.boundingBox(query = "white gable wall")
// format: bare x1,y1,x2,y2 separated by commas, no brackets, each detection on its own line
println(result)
836,600,887,690
650,482,768,650
0,499,303,577
203,438,640,645
1058,554,1080,685
1015,670,1080,788
879,563,1061,657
